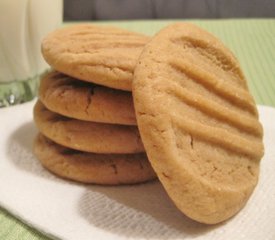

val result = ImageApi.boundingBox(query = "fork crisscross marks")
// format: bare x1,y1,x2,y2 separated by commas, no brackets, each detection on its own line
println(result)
159,32,264,160
170,34,246,87
166,83,262,137
161,50,264,159
169,59,257,115
171,113,263,160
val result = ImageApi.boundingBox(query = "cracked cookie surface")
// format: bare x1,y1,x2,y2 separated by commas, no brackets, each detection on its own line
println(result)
42,24,149,91
33,133,156,185
133,23,264,224
39,71,136,125
33,101,144,154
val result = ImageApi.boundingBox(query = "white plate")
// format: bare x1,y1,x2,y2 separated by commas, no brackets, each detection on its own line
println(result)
0,100,275,240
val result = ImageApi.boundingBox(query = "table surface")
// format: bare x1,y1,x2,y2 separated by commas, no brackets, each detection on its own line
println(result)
0,19,274,240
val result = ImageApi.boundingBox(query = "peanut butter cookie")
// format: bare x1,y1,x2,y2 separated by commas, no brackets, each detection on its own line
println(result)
42,24,149,91
133,23,264,224
39,71,136,125
33,101,144,154
34,133,156,185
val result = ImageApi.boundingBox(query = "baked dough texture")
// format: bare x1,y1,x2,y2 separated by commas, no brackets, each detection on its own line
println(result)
133,23,264,224
33,133,156,185
39,71,136,125
33,101,144,154
41,24,149,91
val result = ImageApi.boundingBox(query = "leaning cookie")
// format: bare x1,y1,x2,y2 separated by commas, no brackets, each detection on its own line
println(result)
39,71,136,125
42,24,149,91
34,133,156,185
133,23,264,224
33,101,144,154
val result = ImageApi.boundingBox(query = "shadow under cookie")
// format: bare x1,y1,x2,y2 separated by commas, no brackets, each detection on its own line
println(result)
78,183,220,239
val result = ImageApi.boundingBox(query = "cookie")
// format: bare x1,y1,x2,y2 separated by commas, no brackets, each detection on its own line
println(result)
33,101,144,154
39,71,136,125
33,133,156,185
41,24,149,91
133,23,264,224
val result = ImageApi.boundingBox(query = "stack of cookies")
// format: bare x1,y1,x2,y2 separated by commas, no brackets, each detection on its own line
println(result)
33,24,156,185
33,23,265,224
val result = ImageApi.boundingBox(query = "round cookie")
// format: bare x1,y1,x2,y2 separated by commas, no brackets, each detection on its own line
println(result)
33,133,156,185
133,23,264,224
33,101,144,154
42,24,149,91
39,71,136,125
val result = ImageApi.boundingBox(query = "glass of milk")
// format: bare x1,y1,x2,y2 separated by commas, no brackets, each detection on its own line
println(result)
0,0,63,107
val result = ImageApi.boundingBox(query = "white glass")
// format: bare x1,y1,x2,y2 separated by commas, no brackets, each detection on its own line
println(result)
0,0,63,107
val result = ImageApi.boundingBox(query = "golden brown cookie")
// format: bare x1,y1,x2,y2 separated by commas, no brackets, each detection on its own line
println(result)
133,23,264,224
33,101,144,154
39,71,136,125
41,24,149,91
33,133,156,185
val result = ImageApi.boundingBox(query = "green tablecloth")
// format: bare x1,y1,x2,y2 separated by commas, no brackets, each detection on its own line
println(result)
0,19,274,240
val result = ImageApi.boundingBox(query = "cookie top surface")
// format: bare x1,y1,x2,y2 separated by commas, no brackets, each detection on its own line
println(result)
42,24,149,91
33,133,156,185
33,101,144,154
133,23,264,224
39,71,136,125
